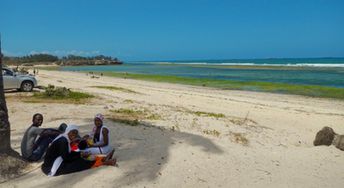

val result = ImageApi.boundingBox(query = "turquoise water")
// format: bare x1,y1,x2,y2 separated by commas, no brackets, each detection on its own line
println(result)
62,58,344,88
152,58,344,67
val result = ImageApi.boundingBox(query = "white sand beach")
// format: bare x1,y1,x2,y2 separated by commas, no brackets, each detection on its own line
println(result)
2,70,344,188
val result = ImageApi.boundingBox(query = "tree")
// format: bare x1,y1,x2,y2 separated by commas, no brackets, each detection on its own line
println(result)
0,37,29,183
0,36,12,153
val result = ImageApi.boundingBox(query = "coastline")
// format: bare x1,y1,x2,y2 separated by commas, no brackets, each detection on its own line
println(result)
3,69,344,188
101,72,344,100
38,66,344,100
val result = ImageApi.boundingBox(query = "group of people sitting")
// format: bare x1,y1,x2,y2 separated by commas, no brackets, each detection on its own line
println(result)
21,113,116,176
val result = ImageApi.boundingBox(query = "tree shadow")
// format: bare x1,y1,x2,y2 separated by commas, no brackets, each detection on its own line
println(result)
4,88,41,94
4,119,223,188
4,89,19,93
110,121,224,187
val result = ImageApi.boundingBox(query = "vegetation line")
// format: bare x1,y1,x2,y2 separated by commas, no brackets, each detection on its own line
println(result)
40,69,344,100
98,72,344,100
91,86,139,94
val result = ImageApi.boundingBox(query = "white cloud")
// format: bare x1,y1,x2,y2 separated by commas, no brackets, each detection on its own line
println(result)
29,50,51,55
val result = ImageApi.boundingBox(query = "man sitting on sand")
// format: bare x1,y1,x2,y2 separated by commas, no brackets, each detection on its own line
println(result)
21,113,63,162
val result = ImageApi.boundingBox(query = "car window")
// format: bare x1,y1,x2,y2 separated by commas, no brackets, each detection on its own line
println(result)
3,69,13,76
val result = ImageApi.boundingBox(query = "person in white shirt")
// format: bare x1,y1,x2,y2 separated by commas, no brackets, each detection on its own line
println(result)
83,113,113,155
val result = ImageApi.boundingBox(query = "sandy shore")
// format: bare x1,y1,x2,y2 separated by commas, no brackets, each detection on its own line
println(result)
2,70,344,188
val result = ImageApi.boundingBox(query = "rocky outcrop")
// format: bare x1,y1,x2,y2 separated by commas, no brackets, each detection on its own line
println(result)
314,126,344,151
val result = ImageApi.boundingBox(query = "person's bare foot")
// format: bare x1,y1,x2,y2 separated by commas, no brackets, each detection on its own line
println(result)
102,149,115,162
103,158,117,166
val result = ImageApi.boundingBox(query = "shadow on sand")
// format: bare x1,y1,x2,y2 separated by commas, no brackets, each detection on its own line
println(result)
7,118,223,188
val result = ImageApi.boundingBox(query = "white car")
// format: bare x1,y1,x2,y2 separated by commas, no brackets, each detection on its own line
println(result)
2,68,38,92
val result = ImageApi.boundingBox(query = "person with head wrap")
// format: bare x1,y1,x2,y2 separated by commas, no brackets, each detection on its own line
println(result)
82,113,113,155
41,124,116,176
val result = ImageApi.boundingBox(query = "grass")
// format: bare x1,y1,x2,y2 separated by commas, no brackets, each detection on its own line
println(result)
33,91,93,100
193,111,226,118
91,86,139,94
108,108,161,126
228,131,249,146
203,129,221,137
24,85,94,104
123,99,134,103
177,109,225,119
96,72,344,100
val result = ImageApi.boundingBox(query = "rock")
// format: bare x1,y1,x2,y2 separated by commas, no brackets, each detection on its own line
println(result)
314,126,344,151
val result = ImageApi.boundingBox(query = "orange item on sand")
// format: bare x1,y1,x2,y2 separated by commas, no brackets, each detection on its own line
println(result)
91,156,106,168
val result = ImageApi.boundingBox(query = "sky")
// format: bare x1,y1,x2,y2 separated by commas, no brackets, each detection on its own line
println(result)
1,0,344,61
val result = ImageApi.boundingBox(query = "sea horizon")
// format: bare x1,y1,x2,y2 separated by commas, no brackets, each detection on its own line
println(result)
128,57,344,68
62,57,344,88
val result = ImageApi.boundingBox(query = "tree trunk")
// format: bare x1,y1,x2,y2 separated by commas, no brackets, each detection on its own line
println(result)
0,37,12,153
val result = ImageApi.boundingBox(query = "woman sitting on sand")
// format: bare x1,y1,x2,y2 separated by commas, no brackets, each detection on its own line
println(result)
83,114,113,155
41,124,115,176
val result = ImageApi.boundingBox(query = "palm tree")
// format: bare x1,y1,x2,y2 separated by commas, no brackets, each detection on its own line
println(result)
0,35,12,153
0,37,27,183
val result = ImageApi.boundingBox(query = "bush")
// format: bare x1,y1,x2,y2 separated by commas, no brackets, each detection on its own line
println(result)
32,84,94,102
44,85,70,98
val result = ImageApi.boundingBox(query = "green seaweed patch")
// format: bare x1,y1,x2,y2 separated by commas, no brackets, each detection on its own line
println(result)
91,86,139,94
97,72,344,100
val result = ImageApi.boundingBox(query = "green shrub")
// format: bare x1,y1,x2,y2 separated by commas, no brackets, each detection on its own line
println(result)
44,85,70,98
32,84,94,101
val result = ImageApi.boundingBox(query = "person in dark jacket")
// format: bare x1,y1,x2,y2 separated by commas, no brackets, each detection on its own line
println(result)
41,124,115,176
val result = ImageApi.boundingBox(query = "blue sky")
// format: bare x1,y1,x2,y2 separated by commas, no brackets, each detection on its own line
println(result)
1,0,343,61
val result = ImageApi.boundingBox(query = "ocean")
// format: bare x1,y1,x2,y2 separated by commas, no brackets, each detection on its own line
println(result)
62,58,344,88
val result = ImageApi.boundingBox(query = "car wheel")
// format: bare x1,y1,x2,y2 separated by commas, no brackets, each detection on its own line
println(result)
21,81,33,92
